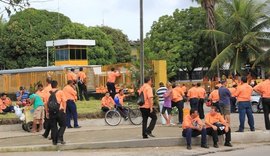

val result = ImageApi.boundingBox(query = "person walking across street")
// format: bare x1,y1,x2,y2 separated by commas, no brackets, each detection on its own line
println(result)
218,80,231,124
182,109,209,150
196,83,206,119
63,80,81,129
48,80,67,145
187,84,199,110
156,82,167,125
106,67,121,98
139,76,157,139
254,73,270,130
162,82,173,126
205,106,232,148
234,76,255,132
77,67,89,101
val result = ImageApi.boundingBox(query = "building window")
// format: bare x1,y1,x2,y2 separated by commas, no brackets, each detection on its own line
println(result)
55,49,69,61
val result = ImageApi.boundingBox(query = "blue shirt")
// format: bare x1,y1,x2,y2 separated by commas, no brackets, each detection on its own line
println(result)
16,90,30,102
218,86,231,105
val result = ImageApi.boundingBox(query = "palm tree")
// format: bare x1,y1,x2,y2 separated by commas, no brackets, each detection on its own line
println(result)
192,0,221,79
208,0,270,74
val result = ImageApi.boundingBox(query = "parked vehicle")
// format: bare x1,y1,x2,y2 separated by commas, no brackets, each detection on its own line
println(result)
235,91,263,113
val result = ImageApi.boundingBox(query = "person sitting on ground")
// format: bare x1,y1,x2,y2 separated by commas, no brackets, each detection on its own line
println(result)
0,93,14,113
16,86,30,107
101,92,115,113
205,106,232,148
28,93,45,133
114,89,128,120
182,109,209,150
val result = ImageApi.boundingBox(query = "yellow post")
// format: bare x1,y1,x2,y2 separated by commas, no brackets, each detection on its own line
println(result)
152,60,167,91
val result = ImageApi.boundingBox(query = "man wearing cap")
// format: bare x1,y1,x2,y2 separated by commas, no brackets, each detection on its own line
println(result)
16,86,30,107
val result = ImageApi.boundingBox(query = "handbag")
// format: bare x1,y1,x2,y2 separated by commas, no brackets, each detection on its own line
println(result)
213,122,225,135
137,91,145,106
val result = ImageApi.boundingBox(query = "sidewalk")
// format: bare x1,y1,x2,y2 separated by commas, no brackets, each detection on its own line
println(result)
0,113,269,152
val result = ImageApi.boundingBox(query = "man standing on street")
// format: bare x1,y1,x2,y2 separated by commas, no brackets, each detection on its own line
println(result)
156,82,167,125
196,83,206,119
49,80,67,145
187,84,199,110
234,76,255,132
139,76,157,139
218,80,231,124
254,74,270,130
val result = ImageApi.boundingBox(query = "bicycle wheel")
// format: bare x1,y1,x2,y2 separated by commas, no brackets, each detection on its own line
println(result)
128,108,142,125
104,110,122,126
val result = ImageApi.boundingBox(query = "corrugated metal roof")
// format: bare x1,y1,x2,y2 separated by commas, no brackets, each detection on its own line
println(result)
0,65,101,74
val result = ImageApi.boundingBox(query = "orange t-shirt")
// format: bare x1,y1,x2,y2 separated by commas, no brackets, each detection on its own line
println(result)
197,87,206,99
254,79,270,98
43,84,52,93
0,99,7,110
77,71,87,82
139,83,153,109
101,96,115,108
107,71,120,83
187,87,199,99
209,90,219,102
36,90,50,104
115,93,125,106
1,97,12,106
182,115,204,129
228,88,236,97
172,87,184,102
181,86,187,93
205,112,227,128
50,89,67,111
67,72,77,81
63,85,77,101
234,83,253,102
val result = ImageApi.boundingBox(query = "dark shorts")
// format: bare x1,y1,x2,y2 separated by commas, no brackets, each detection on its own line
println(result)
161,107,172,115
219,103,230,115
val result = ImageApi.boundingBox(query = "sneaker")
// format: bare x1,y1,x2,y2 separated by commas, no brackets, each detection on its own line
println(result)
187,145,192,150
201,144,209,148
57,140,66,145
235,129,244,132
67,126,73,128
170,123,176,126
250,128,255,132
143,136,148,139
224,142,233,147
146,132,155,137
213,144,219,148
52,142,57,145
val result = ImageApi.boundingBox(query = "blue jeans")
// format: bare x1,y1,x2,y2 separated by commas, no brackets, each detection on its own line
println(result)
66,100,79,127
238,101,255,131
182,128,207,146
190,98,198,110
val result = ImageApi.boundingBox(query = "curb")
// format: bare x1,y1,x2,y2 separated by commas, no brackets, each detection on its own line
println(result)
0,130,269,152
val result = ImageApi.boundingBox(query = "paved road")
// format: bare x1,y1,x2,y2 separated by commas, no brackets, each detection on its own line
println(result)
1,143,269,156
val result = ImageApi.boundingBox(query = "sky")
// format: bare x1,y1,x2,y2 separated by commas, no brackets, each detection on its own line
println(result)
4,0,198,40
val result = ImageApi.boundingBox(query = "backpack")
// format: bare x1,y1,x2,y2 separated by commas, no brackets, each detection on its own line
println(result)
48,90,60,114
137,91,145,106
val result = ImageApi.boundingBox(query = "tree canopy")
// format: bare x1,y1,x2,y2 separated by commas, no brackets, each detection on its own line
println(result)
145,7,213,80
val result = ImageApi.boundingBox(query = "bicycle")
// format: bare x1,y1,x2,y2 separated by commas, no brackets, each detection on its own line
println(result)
104,103,142,126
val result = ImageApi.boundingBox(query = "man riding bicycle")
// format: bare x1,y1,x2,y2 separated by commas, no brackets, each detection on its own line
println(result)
114,89,129,120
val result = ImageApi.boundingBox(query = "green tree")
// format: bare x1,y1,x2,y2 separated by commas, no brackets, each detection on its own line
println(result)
208,0,270,74
99,26,132,63
0,8,72,69
60,23,117,65
145,7,212,80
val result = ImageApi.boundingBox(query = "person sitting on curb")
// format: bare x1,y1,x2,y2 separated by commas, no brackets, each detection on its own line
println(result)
16,86,30,107
205,106,232,148
101,92,115,113
182,109,209,150
0,93,14,113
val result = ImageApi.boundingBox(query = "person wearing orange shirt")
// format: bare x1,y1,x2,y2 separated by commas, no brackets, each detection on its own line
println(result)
182,109,208,150
0,93,14,113
208,86,220,112
63,80,81,129
187,84,199,110
114,89,128,120
172,83,185,125
228,84,237,113
101,92,115,113
77,67,89,101
44,77,52,93
139,77,157,139
67,68,77,84
197,83,206,119
254,74,270,130
181,83,187,96
205,106,232,148
49,80,67,145
106,67,121,98
234,76,255,132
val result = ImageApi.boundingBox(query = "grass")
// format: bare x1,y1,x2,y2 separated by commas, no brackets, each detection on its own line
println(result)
0,100,102,120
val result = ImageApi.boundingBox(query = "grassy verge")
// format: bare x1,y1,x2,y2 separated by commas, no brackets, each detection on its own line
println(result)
0,100,102,120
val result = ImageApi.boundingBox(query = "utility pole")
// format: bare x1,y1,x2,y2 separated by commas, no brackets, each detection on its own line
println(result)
139,0,144,86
